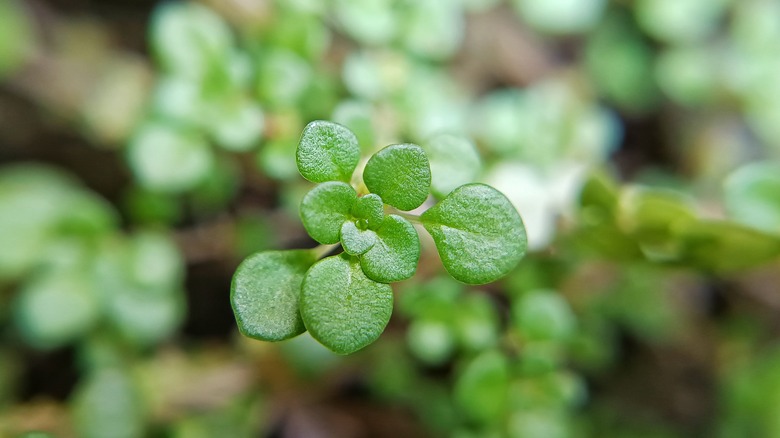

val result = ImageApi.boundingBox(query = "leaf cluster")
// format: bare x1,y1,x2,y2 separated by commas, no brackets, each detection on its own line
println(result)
232,121,527,354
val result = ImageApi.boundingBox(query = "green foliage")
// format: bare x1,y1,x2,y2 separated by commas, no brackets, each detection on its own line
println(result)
296,120,360,183
299,181,357,244
724,162,780,233
231,121,527,353
455,350,509,424
363,143,431,211
231,250,316,341
422,184,527,284
300,255,393,354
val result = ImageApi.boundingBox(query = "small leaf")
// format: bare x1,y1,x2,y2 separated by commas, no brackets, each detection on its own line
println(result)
454,350,509,424
724,162,780,233
296,120,360,183
73,368,145,438
363,144,431,211
352,193,385,230
14,269,100,349
300,181,357,244
127,123,213,193
340,221,377,255
422,134,482,198
421,183,526,284
360,215,420,283
231,250,316,341
300,255,393,354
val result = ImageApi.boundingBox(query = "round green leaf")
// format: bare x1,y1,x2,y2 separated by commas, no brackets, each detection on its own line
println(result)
363,144,431,211
300,181,357,244
454,350,509,424
14,270,100,349
352,193,385,230
340,221,377,255
127,123,213,193
421,183,527,284
300,255,393,354
73,368,145,438
422,134,482,198
231,250,316,341
150,2,233,80
296,120,360,183
724,162,780,233
360,215,420,283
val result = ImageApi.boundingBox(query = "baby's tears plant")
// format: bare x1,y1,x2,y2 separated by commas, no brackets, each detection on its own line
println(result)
231,121,527,354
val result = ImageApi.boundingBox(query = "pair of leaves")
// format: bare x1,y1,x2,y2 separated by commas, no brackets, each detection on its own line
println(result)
297,120,431,211
231,251,392,354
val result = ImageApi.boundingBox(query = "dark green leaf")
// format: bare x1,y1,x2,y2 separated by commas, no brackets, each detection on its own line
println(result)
231,250,316,341
363,144,431,211
421,183,526,284
352,193,385,230
296,120,360,183
340,221,377,255
300,255,393,354
360,215,420,283
300,181,357,244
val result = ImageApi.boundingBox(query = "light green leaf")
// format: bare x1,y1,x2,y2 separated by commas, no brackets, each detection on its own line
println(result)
360,215,420,283
296,120,360,183
300,255,393,354
421,183,526,284
512,290,576,342
363,144,431,211
73,368,145,438
340,221,377,255
422,134,481,198
300,181,357,244
231,250,316,341
107,291,184,347
150,2,233,80
674,220,780,272
454,350,509,424
352,193,385,230
126,123,213,193
14,269,100,349
724,162,780,233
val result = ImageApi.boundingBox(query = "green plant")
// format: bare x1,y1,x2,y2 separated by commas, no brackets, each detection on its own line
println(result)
231,121,527,354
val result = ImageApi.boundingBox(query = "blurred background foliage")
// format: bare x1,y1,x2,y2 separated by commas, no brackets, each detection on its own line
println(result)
2,0,780,436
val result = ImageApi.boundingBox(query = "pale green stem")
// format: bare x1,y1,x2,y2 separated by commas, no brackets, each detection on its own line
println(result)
312,243,340,259
390,210,423,225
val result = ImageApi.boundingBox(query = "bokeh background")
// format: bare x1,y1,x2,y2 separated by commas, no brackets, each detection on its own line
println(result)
2,0,780,436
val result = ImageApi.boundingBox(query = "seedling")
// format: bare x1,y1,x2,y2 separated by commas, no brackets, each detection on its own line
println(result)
231,121,527,354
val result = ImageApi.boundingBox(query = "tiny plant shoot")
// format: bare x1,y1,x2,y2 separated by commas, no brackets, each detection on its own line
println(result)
231,121,527,354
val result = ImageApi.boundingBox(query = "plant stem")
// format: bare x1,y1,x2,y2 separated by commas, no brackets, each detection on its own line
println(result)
312,243,340,259
391,210,422,224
